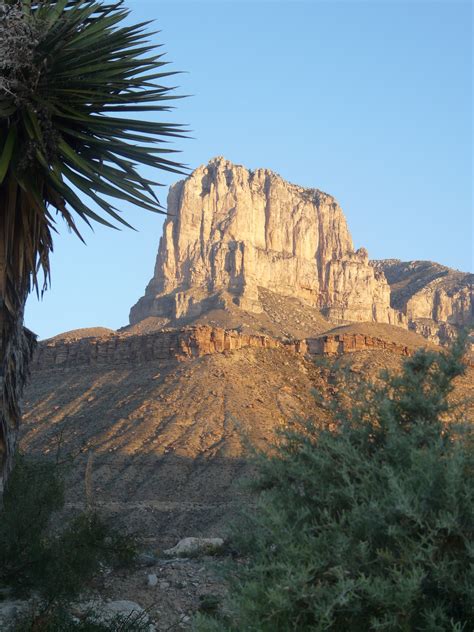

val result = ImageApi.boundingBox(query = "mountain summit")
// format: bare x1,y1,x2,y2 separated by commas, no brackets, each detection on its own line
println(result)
130,157,399,327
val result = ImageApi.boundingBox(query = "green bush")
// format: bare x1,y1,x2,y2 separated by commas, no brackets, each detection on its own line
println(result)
0,456,136,601
197,336,474,631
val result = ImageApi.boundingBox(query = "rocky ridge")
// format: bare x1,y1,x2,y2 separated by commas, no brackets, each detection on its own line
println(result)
33,323,439,373
33,326,302,370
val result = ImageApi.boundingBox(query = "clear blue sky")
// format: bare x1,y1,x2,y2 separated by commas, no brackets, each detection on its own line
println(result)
26,0,473,340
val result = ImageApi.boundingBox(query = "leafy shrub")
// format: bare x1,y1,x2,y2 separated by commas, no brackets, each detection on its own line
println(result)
0,455,64,593
0,456,137,601
197,336,474,631
198,594,222,615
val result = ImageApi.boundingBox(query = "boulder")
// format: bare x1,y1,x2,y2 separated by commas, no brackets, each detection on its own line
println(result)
163,537,225,557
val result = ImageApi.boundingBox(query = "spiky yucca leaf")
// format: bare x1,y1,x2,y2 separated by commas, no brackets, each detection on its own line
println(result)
0,0,186,493
0,0,187,296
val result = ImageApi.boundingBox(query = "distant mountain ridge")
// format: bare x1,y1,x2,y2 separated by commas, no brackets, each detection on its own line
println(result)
372,259,473,343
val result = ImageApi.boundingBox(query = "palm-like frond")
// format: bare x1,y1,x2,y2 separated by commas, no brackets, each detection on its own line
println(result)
0,0,187,296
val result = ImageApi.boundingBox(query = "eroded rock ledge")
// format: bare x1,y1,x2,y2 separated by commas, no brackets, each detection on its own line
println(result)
33,326,302,370
32,325,442,372
307,334,417,357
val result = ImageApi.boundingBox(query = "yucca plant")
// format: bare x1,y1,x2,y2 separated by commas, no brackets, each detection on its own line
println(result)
0,0,187,495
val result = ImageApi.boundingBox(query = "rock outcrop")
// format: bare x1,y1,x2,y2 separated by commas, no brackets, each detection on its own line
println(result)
32,326,304,370
372,260,473,344
308,334,418,358
34,322,448,373
130,157,400,327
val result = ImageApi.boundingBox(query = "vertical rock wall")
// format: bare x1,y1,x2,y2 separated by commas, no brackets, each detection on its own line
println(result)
130,157,400,326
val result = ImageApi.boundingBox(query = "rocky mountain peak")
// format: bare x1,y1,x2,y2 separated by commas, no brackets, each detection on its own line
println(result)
130,157,400,329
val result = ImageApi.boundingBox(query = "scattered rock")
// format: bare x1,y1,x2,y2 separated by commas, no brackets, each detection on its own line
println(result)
0,600,30,630
163,537,225,558
102,599,145,617
136,551,159,567
147,573,158,587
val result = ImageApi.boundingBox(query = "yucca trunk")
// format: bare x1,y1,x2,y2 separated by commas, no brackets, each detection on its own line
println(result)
0,230,7,496
0,203,36,497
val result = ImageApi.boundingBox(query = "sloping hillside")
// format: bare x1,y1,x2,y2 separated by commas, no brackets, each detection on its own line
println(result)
23,345,327,544
22,331,473,546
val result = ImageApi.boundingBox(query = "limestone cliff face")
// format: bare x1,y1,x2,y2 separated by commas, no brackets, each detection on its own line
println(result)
372,260,473,343
130,157,399,326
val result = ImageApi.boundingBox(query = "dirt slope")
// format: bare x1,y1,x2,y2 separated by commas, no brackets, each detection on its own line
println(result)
123,287,333,340
22,346,328,546
47,327,116,342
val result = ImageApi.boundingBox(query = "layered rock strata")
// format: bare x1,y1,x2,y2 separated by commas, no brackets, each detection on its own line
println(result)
33,325,449,373
130,157,400,327
309,333,472,365
372,260,473,343
308,333,416,358
32,326,304,371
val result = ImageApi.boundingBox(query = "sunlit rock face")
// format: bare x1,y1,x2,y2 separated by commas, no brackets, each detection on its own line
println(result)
372,259,473,344
130,157,400,326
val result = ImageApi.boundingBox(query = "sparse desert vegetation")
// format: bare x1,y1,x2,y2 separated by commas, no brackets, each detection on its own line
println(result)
196,337,474,631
